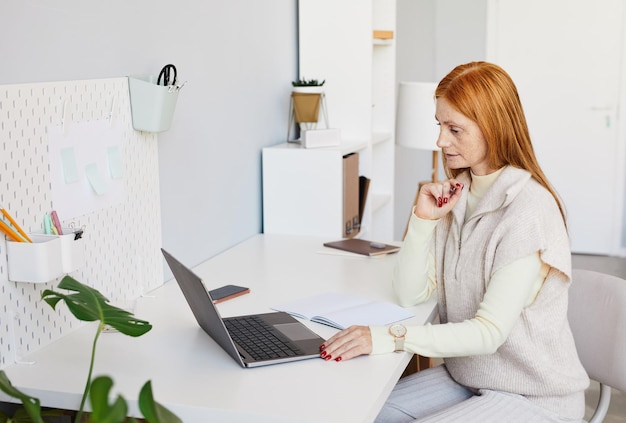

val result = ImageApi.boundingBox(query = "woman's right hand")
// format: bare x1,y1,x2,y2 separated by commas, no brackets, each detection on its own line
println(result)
414,179,464,220
319,325,372,362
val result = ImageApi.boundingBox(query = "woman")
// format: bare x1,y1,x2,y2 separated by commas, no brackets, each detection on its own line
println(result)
319,62,589,422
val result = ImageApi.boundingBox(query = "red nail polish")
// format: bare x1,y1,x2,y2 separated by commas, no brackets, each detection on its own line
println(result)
456,183,461,188
324,355,332,361
321,350,327,358
319,344,326,351
335,357,342,362
443,197,448,204
438,197,443,207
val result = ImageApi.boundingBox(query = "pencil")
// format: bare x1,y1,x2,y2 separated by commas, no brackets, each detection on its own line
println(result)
0,218,24,242
1,208,32,242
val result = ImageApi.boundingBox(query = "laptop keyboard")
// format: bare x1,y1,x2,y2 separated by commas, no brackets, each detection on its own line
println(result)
225,315,302,361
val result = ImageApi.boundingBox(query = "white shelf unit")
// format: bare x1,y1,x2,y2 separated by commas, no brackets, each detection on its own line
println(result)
370,0,397,241
262,141,368,238
273,0,397,241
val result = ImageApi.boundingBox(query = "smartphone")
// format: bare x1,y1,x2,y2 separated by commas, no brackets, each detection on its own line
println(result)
208,284,250,304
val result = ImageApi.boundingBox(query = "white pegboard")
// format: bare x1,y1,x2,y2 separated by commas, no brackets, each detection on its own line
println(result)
0,78,163,367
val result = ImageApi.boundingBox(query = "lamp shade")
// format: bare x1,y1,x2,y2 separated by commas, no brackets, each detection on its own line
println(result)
395,82,439,151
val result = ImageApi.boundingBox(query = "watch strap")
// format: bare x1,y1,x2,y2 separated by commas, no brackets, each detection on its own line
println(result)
394,336,404,352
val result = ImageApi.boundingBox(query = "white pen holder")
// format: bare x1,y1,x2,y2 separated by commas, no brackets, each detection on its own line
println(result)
6,229,85,283
128,75,179,133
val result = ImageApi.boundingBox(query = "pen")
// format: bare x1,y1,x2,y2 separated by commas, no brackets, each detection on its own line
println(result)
0,218,25,242
44,213,53,235
1,208,32,242
50,210,64,235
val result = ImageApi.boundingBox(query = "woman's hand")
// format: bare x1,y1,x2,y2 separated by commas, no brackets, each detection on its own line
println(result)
319,325,372,362
414,179,465,220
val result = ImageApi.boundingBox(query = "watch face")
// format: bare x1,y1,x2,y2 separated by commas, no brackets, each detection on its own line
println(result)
390,324,406,337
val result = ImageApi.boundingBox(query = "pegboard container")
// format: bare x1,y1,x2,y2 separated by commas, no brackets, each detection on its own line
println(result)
59,228,85,274
128,75,179,133
6,235,64,283
6,231,84,283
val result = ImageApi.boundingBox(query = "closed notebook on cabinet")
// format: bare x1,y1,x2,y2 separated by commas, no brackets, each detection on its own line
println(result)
343,153,359,238
359,175,370,227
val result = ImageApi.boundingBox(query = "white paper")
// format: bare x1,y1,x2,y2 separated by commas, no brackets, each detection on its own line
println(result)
48,119,125,220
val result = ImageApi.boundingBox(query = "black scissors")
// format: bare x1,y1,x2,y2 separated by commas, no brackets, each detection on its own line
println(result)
157,64,177,86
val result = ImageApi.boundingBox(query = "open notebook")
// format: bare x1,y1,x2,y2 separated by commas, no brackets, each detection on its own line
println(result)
272,292,413,330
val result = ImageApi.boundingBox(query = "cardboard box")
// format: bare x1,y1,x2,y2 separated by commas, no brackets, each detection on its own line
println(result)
342,153,359,238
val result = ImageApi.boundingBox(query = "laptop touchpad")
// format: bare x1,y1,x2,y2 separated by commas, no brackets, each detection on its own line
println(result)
274,323,319,341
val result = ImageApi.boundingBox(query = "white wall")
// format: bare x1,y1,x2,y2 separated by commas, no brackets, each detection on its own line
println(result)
396,0,626,253
0,1,298,277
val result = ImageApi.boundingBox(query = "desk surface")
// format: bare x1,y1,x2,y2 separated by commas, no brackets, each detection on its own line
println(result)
1,234,437,423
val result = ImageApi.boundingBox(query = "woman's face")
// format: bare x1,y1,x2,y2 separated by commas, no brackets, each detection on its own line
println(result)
435,97,495,176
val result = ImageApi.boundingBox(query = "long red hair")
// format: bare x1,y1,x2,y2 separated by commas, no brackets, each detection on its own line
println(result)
435,61,566,224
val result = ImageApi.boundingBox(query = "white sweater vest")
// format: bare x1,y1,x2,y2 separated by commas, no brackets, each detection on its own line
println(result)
434,167,588,420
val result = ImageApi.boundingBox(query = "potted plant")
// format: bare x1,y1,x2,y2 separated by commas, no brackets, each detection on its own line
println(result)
0,276,181,423
290,78,326,127
291,78,325,92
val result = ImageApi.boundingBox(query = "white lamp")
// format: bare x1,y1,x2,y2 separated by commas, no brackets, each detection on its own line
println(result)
396,81,440,182
396,81,440,238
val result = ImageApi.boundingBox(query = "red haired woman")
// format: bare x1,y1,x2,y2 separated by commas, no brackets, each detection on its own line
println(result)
320,62,588,422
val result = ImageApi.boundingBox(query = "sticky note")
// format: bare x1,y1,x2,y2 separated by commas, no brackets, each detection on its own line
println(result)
85,163,108,195
107,145,123,179
60,147,80,183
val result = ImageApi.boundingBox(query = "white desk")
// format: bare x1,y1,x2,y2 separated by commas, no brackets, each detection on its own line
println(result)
1,234,437,423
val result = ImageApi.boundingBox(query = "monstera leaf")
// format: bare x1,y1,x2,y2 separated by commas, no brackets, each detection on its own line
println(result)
41,276,152,337
0,371,43,423
88,376,130,423
0,277,179,423
86,377,182,423
138,381,182,423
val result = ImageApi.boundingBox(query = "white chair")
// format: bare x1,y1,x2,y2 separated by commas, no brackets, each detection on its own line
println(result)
569,269,626,423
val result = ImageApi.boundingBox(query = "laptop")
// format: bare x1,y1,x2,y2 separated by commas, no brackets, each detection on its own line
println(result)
161,248,326,368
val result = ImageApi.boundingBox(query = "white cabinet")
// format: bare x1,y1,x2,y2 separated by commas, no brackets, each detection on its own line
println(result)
263,0,397,241
262,141,367,238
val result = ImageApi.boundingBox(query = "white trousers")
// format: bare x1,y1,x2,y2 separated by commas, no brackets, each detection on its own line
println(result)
374,364,582,423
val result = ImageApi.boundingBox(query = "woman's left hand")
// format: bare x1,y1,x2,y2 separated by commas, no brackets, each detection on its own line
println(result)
319,325,372,362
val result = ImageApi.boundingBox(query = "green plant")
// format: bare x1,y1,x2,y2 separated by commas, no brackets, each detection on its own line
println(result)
291,78,325,87
0,276,181,423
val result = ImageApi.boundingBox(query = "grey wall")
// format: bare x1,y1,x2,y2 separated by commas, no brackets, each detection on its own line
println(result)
433,0,487,78
394,0,436,238
0,1,298,277
394,0,487,240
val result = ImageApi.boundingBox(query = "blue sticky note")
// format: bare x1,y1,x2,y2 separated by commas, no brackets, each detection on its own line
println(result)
85,163,108,195
107,145,124,179
60,147,80,183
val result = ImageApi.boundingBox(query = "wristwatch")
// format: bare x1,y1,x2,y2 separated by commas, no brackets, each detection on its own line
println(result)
389,323,407,352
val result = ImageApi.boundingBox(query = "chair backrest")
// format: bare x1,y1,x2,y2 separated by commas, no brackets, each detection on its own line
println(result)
569,268,626,421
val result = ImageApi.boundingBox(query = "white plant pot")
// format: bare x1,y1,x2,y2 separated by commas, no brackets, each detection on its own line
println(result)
291,86,325,94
